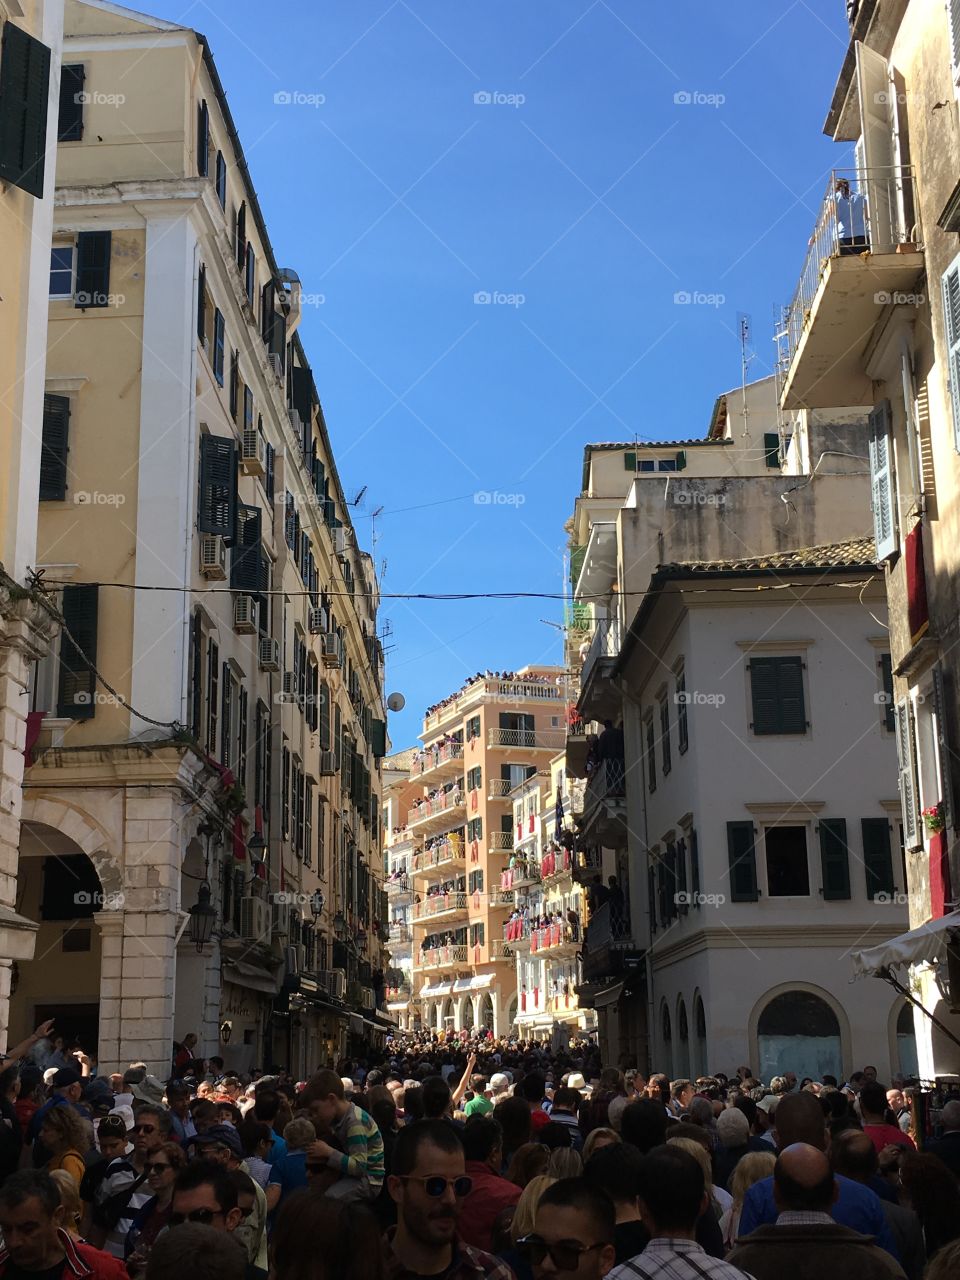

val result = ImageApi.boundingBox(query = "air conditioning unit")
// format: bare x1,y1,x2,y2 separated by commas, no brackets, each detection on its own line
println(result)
258,636,281,671
333,526,346,555
322,970,346,1001
284,943,302,977
199,534,226,580
281,671,296,696
233,594,257,634
319,750,336,776
321,633,342,668
239,897,270,943
288,409,303,439
240,429,266,477
308,608,324,635
272,899,290,937
267,352,283,381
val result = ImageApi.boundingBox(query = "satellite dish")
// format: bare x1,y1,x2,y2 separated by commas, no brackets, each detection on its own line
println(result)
387,692,405,712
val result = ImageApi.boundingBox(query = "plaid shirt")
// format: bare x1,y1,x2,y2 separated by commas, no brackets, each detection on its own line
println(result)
384,1231,516,1280
609,1237,757,1280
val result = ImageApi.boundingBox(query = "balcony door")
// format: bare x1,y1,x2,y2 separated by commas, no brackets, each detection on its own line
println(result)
855,41,902,248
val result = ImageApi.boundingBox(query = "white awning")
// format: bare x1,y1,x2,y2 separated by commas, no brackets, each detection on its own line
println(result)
593,981,624,1008
420,981,454,998
852,910,960,978
453,974,495,993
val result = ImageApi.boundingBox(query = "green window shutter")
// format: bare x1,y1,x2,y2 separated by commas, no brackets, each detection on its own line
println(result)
932,664,956,831
75,231,111,308
190,609,203,741
212,309,225,384
370,717,386,759
229,349,239,422
861,818,895,900
39,393,69,501
868,400,897,559
749,656,806,735
57,64,84,142
690,828,700,902
942,262,960,452
235,201,246,272
676,838,688,913
197,263,206,342
763,432,780,468
895,698,920,848
215,150,226,207
727,821,758,902
197,98,209,176
198,434,238,539
675,449,687,471
57,584,98,719
0,22,51,198
818,818,851,900
624,451,637,472
879,653,895,733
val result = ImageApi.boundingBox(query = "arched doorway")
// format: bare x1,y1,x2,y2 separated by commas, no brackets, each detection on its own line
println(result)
11,823,107,1053
478,993,494,1032
676,999,690,1078
895,1002,918,1078
439,997,451,1031
506,995,518,1030
661,1002,673,1078
694,994,707,1078
756,989,842,1082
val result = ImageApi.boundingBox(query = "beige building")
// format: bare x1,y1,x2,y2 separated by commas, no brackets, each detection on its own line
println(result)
382,749,419,1030
405,669,565,1036
777,0,960,1079
0,0,65,1044
10,0,388,1076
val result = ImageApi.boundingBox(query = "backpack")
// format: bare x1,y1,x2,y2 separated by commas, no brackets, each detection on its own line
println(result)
91,1165,149,1231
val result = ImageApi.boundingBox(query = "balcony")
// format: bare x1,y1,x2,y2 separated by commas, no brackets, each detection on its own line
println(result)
406,789,466,835
580,899,640,984
411,740,464,781
412,835,466,880
579,758,627,846
386,982,412,1005
422,676,564,734
504,917,532,949
780,167,924,410
501,860,540,892
487,778,514,799
388,921,411,945
540,847,573,886
482,940,513,964
531,921,580,957
488,831,514,853
572,845,604,887
487,727,565,752
418,944,467,972
578,618,623,723
412,891,467,924
385,874,414,902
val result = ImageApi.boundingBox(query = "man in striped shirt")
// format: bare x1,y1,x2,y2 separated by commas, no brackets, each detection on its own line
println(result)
301,1069,384,1200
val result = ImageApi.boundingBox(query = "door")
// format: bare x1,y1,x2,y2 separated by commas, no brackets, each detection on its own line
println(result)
856,41,896,247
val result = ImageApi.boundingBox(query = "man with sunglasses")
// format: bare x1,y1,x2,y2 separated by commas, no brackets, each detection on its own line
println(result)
169,1157,263,1280
90,1104,171,1258
520,1178,616,1280
385,1120,515,1279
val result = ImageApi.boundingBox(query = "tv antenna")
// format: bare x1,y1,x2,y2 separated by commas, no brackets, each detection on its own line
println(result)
349,485,367,507
738,312,755,439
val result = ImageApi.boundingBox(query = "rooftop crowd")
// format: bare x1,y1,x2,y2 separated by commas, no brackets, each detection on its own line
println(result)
0,1023,956,1280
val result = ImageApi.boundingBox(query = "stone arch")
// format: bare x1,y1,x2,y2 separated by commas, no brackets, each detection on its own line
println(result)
20,796,122,900
676,996,690,1078
750,982,848,1083
889,998,918,1079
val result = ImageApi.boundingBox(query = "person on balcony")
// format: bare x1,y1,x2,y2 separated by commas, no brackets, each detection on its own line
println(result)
597,720,624,762
834,177,868,254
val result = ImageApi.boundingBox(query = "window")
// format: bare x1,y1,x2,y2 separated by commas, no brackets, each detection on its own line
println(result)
659,695,671,775
467,818,482,842
265,440,275,504
470,922,485,947
465,715,481,742
243,385,254,434
765,825,810,896
675,665,688,754
749,655,806,735
304,778,314,866
188,610,203,740
943,258,960,449
40,393,69,501
879,653,895,733
197,263,206,342
468,869,484,893
868,400,897,558
254,700,269,812
281,745,290,837
235,201,246,271
57,64,84,141
215,150,227,208
57,584,98,719
206,638,219,754
466,766,482,792
245,243,255,306
645,715,656,793
895,698,920,848
229,350,240,422
75,231,111,308
0,21,51,197
197,98,209,177
49,246,74,297
231,504,264,594
763,432,780,467
862,818,895,900
212,309,225,385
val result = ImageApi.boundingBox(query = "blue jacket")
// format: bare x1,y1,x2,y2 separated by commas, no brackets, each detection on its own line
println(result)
739,1173,899,1261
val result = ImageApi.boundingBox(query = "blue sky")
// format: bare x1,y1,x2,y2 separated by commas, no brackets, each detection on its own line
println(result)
196,0,853,747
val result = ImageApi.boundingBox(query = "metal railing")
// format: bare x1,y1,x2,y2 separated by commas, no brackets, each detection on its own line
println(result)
531,922,580,952
418,944,467,969
413,891,467,920
488,831,514,851
411,741,464,777
422,677,563,732
501,860,540,890
488,727,565,750
585,899,631,948
412,836,465,873
783,167,921,369
406,790,465,827
582,617,622,685
504,917,532,944
388,922,410,943
585,758,626,807
487,778,514,798
540,848,573,882
385,874,412,895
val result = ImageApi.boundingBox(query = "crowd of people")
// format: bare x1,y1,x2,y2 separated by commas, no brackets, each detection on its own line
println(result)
424,671,557,720
0,1023,957,1280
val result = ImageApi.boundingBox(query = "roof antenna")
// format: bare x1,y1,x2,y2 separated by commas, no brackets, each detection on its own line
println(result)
738,312,754,439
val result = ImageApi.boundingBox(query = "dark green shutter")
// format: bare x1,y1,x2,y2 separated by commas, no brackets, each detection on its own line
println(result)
229,349,239,421
220,661,230,764
861,818,895,899
215,150,226,207
690,828,700,902
879,653,895,733
198,434,238,539
818,818,851,900
265,441,275,503
750,656,805,735
676,839,688,914
0,22,51,198
230,503,262,591
75,231,111,308
39,393,69,501
675,449,687,471
57,584,98,719
319,681,330,750
727,821,758,901
197,98,209,176
236,201,246,271
57,64,84,141
624,451,637,471
764,432,780,467
371,717,386,758
190,609,203,740
291,366,313,431
197,263,206,342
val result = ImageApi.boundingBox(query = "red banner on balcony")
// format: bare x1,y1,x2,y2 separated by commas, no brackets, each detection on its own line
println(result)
930,830,952,920
906,522,930,647
23,710,44,767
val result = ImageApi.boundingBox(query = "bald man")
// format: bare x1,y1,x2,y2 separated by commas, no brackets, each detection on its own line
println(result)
728,1143,904,1280
831,1130,924,1280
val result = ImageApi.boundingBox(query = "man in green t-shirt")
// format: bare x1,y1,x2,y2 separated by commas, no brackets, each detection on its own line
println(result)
463,1075,494,1117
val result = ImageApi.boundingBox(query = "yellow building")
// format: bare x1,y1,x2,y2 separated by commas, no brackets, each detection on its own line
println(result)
0,0,64,1039
406,668,565,1036
11,0,388,1076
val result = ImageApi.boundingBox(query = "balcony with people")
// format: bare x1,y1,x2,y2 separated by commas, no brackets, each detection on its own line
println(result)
579,724,627,844
411,830,466,881
412,878,468,924
501,854,541,892
779,167,924,409
406,782,466,835
410,735,464,781
418,928,468,971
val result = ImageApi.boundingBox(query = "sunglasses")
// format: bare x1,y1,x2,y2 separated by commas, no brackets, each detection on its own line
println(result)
145,1162,172,1174
169,1208,225,1226
399,1175,472,1198
517,1235,607,1271
133,1125,157,1134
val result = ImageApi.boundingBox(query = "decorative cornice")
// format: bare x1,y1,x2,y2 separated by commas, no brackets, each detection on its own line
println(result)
650,920,905,969
744,800,825,818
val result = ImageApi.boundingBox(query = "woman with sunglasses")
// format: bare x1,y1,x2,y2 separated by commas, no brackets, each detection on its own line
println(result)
123,1140,186,1268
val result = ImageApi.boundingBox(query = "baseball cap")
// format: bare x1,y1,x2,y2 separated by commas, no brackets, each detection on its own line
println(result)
489,1072,509,1092
194,1123,243,1157
108,1105,135,1132
51,1068,81,1089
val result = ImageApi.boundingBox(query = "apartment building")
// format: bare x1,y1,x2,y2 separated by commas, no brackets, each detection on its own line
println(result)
0,0,65,1044
777,0,960,1078
503,752,591,1041
383,749,418,1030
10,0,388,1077
409,669,565,1036
566,381,899,1070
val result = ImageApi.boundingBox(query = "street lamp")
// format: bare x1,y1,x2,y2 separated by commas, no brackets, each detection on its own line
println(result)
246,829,267,869
310,890,325,920
188,881,217,952
333,912,347,941
356,927,368,950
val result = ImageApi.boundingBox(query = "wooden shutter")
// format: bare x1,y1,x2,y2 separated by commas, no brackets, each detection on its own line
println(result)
229,349,239,422
235,201,246,271
197,263,206,342
291,366,314,431
763,432,780,467
57,584,98,719
282,746,290,836
189,609,203,740
220,662,231,765
690,828,700,902
197,98,209,176
39,393,69,501
206,639,218,754
727,821,758,902
932,664,955,831
238,685,248,790
75,231,111,308
675,449,687,471
371,718,386,758
623,451,637,471
0,21,51,197
749,656,805,735
265,442,275,502
868,400,897,559
230,503,262,591
215,150,226,207
245,243,255,304
319,680,330,750
879,653,895,733
197,434,238,539
861,818,895,900
818,818,851,900
895,698,919,848
57,64,84,141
